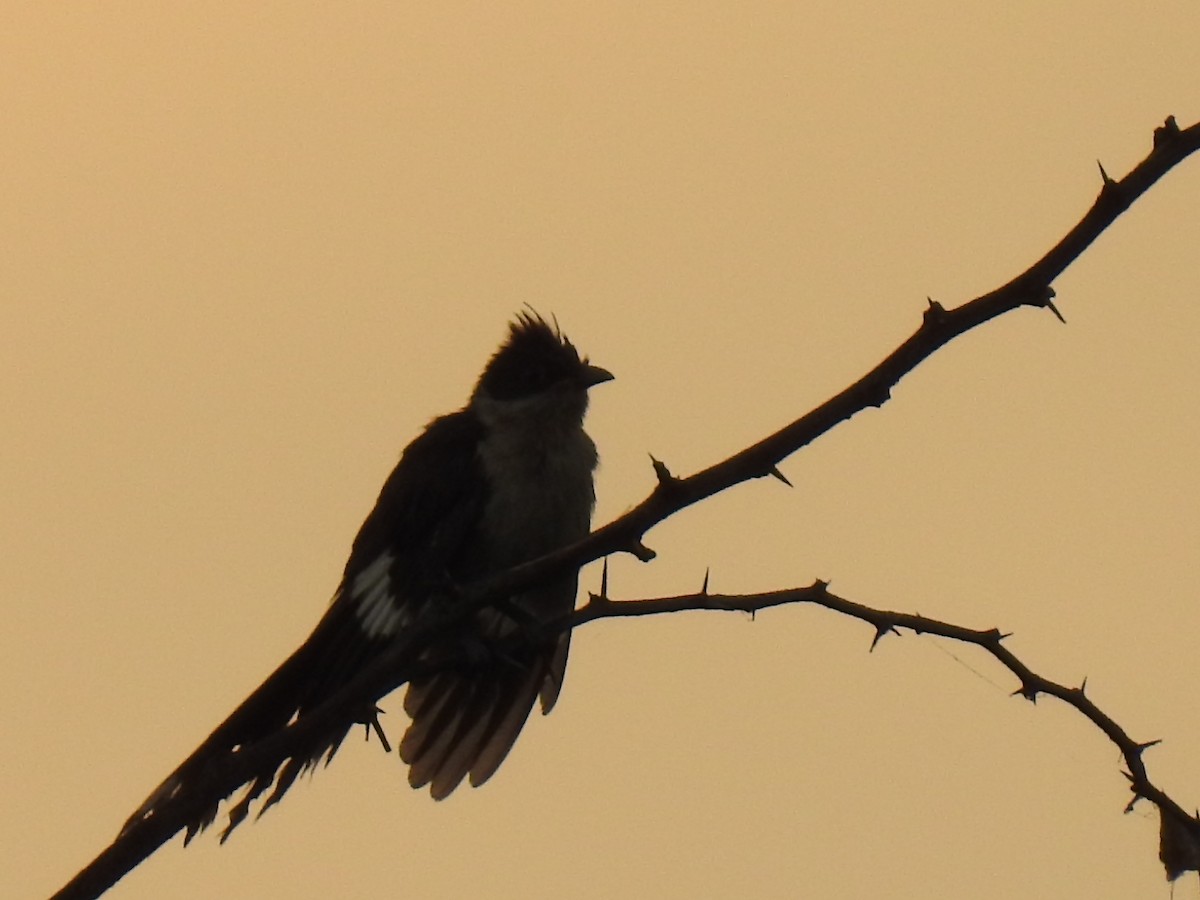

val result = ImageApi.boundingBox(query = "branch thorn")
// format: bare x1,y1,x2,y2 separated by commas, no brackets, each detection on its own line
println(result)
1031,284,1066,323
630,541,656,563
1012,682,1039,703
1154,115,1181,148
700,567,710,595
368,709,391,753
924,298,947,325
1135,738,1163,757
649,454,677,487
1123,778,1141,813
870,622,898,652
768,465,793,487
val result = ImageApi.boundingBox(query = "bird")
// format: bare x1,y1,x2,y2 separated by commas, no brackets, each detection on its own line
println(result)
122,311,613,841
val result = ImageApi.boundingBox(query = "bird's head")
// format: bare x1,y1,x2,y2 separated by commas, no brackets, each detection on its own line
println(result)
471,312,613,430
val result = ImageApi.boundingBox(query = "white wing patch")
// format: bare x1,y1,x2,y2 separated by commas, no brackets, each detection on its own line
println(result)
352,552,405,638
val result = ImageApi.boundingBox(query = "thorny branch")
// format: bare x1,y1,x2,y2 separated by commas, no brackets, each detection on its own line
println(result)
52,116,1200,899
573,581,1200,881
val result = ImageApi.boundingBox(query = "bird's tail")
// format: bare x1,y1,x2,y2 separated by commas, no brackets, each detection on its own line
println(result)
120,601,383,842
398,606,572,800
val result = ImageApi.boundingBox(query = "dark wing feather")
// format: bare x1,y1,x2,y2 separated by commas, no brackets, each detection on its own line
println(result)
123,410,489,839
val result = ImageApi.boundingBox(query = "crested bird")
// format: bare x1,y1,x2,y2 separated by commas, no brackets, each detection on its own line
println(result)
123,312,612,840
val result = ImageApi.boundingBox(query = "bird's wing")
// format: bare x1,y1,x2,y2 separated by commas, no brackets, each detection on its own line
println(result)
295,410,493,711
123,410,491,841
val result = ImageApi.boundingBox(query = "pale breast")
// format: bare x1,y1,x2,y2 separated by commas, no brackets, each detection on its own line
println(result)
477,425,599,571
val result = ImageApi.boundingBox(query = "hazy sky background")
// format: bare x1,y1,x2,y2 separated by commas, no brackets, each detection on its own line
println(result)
5,4,1200,898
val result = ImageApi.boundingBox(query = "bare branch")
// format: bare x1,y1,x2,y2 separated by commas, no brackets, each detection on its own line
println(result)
570,583,1200,883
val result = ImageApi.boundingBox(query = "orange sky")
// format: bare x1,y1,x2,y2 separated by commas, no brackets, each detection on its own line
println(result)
5,4,1200,898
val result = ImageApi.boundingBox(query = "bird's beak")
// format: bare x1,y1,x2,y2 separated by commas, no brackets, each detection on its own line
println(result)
581,363,615,388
